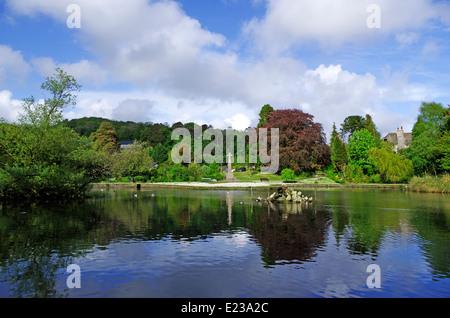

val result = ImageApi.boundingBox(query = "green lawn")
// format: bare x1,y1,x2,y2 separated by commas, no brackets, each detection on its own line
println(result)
232,171,282,181
232,171,337,184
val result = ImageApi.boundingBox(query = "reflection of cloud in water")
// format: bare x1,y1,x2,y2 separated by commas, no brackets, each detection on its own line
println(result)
212,230,251,249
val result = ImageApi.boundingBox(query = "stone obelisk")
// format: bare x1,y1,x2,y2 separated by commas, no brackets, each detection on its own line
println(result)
226,152,237,181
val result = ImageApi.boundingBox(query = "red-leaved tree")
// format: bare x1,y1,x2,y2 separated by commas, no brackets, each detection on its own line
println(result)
259,109,330,174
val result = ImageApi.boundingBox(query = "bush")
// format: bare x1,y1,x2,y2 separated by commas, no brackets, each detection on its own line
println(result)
168,163,189,182
369,174,382,184
344,163,367,183
281,168,296,180
133,175,148,183
150,163,170,182
201,165,210,178
206,161,224,180
187,163,202,182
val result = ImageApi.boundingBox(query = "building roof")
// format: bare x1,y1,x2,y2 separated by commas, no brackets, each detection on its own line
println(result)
382,130,412,146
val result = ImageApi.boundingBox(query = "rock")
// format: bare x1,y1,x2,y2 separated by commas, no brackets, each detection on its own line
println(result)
268,192,277,201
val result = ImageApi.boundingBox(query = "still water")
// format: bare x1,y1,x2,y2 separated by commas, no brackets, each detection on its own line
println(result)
0,187,449,298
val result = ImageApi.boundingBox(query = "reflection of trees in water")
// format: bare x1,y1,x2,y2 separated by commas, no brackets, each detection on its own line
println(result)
247,202,333,266
320,189,450,279
0,202,96,297
1,189,449,297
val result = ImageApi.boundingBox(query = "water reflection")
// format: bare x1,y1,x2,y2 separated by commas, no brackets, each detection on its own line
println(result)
249,200,332,266
0,188,448,297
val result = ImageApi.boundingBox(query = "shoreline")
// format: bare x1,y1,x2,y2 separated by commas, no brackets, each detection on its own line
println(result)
90,180,408,191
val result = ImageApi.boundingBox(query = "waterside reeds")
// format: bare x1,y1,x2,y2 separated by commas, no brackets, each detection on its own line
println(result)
408,174,450,193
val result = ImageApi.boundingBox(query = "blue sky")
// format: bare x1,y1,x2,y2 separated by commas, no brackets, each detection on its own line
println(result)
1,0,450,138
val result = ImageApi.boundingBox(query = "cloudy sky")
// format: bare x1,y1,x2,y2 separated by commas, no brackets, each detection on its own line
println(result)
1,0,450,139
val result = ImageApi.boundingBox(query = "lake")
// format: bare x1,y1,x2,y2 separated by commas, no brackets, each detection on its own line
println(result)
0,187,449,298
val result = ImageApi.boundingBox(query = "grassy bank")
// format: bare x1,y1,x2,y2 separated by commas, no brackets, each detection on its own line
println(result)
408,174,450,193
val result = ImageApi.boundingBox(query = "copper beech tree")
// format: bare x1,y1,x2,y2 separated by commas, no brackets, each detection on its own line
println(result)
259,109,330,174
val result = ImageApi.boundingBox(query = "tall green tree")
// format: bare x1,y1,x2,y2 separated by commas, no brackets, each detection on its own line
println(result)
90,122,120,153
412,101,446,137
330,123,348,172
151,143,169,164
340,115,366,141
257,104,274,128
364,114,382,147
348,129,376,174
429,132,450,173
405,101,448,175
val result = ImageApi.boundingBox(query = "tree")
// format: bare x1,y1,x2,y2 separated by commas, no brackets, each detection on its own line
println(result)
368,148,414,183
404,130,436,175
90,122,120,153
364,114,382,147
340,115,366,141
151,143,169,164
0,68,104,201
412,101,446,137
141,123,171,148
20,67,81,128
429,132,450,173
257,104,274,128
406,101,448,175
330,123,348,172
109,142,153,179
260,109,330,174
348,129,376,174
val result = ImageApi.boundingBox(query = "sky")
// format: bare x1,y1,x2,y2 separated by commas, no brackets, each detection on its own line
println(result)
1,0,450,139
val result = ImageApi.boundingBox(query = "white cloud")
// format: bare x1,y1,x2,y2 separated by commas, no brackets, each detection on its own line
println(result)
0,45,31,85
421,41,441,57
112,99,154,123
243,0,450,53
7,0,226,87
31,57,109,87
224,113,252,131
395,32,420,47
0,90,22,122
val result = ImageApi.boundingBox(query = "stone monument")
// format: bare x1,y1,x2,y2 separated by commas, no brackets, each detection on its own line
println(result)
226,153,238,181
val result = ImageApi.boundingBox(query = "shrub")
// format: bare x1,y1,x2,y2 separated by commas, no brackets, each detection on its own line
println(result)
168,163,189,182
187,163,202,182
133,175,148,183
344,163,367,183
281,168,296,180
